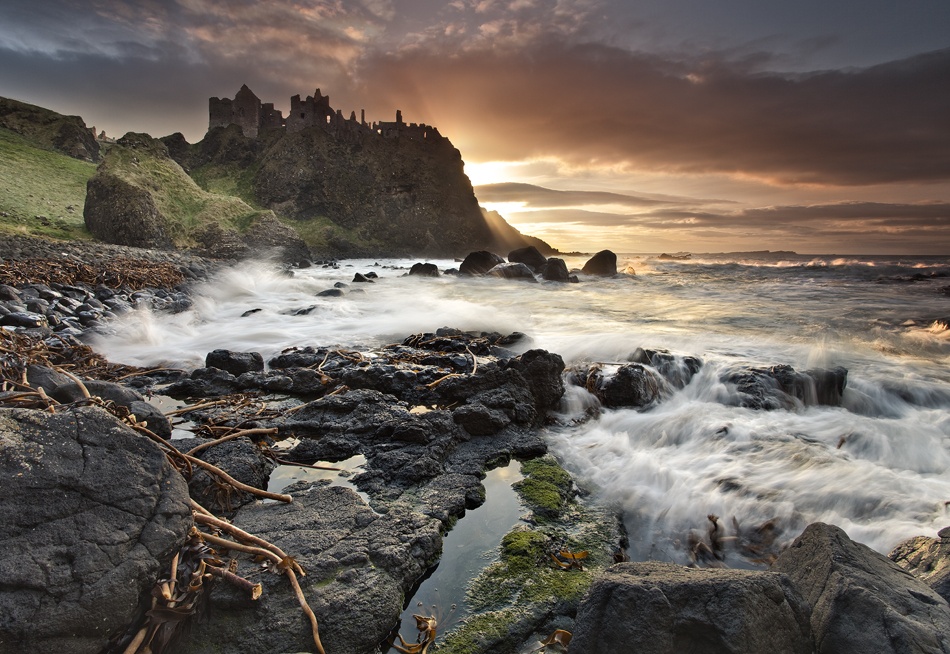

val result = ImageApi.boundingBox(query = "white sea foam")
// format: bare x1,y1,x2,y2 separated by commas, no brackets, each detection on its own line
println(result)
90,252,950,558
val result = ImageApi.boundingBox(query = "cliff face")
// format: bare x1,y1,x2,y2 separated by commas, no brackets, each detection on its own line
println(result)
168,124,547,258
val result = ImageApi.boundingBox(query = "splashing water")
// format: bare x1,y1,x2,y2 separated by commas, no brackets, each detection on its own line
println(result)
91,252,950,558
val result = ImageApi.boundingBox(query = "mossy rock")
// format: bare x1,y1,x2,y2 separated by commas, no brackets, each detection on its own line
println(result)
513,456,574,521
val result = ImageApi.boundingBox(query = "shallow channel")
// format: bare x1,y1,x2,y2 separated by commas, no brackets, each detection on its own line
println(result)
383,461,526,651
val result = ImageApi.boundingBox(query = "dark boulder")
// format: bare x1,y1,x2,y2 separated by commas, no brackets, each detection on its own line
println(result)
353,272,375,283
582,249,617,276
579,363,665,409
890,527,950,604
409,262,440,277
165,367,241,398
84,173,173,249
180,437,277,513
508,246,547,272
459,250,505,276
772,522,950,654
453,403,512,435
0,406,192,653
487,262,539,282
205,349,265,376
571,561,812,654
541,257,570,282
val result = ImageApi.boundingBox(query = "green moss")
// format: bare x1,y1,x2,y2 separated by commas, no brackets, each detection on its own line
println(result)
520,458,573,491
500,530,548,569
0,127,95,239
437,610,520,654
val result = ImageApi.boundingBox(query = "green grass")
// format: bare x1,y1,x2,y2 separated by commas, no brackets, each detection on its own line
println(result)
0,127,95,239
100,140,264,247
190,162,262,207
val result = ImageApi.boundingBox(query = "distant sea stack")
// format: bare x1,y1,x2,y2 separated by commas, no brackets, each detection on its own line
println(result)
160,85,550,258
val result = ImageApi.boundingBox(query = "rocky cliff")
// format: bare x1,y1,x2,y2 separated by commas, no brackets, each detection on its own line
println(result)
0,97,99,163
163,124,551,258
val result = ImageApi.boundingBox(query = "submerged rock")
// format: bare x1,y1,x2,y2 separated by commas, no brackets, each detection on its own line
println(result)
571,562,812,654
772,522,950,654
409,262,440,277
0,406,192,653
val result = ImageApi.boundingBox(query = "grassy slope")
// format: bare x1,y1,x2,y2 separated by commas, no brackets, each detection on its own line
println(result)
101,142,267,247
190,159,373,254
0,127,95,239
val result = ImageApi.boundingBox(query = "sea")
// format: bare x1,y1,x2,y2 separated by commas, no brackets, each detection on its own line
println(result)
89,251,950,561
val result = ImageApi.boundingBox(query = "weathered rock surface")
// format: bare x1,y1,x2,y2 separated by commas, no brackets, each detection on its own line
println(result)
84,172,174,249
578,363,665,409
581,249,617,276
772,522,950,654
570,562,812,654
178,482,443,654
0,406,192,653
890,527,950,604
206,348,265,376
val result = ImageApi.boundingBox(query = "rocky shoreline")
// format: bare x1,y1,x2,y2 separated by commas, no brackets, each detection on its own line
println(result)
1,235,949,654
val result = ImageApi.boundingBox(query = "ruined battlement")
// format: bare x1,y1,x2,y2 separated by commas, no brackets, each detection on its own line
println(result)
209,85,443,143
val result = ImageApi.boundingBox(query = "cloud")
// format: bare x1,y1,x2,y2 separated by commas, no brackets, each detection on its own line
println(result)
354,41,950,186
475,182,692,208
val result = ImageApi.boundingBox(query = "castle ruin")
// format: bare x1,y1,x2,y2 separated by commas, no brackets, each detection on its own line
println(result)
209,85,443,143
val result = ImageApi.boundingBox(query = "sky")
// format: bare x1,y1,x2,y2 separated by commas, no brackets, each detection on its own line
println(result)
1,1,949,254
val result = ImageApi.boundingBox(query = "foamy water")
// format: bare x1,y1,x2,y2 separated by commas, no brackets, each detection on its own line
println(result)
90,252,950,558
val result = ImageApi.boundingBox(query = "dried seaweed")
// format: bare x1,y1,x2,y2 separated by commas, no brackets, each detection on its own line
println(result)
0,256,185,290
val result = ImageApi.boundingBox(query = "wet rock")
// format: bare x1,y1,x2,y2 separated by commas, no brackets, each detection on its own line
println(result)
0,310,48,329
889,526,950,606
570,562,812,654
577,363,665,409
409,262,440,277
722,365,848,410
178,483,441,654
48,380,173,439
488,262,539,282
353,272,375,283
205,348,264,376
508,246,548,272
581,249,617,276
459,250,505,275
629,347,703,389
317,288,344,297
541,257,570,282
165,367,241,398
453,403,512,435
180,436,276,513
772,522,950,654
0,406,191,653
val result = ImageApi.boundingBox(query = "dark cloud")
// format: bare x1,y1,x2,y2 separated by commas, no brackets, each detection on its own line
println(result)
355,42,950,186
